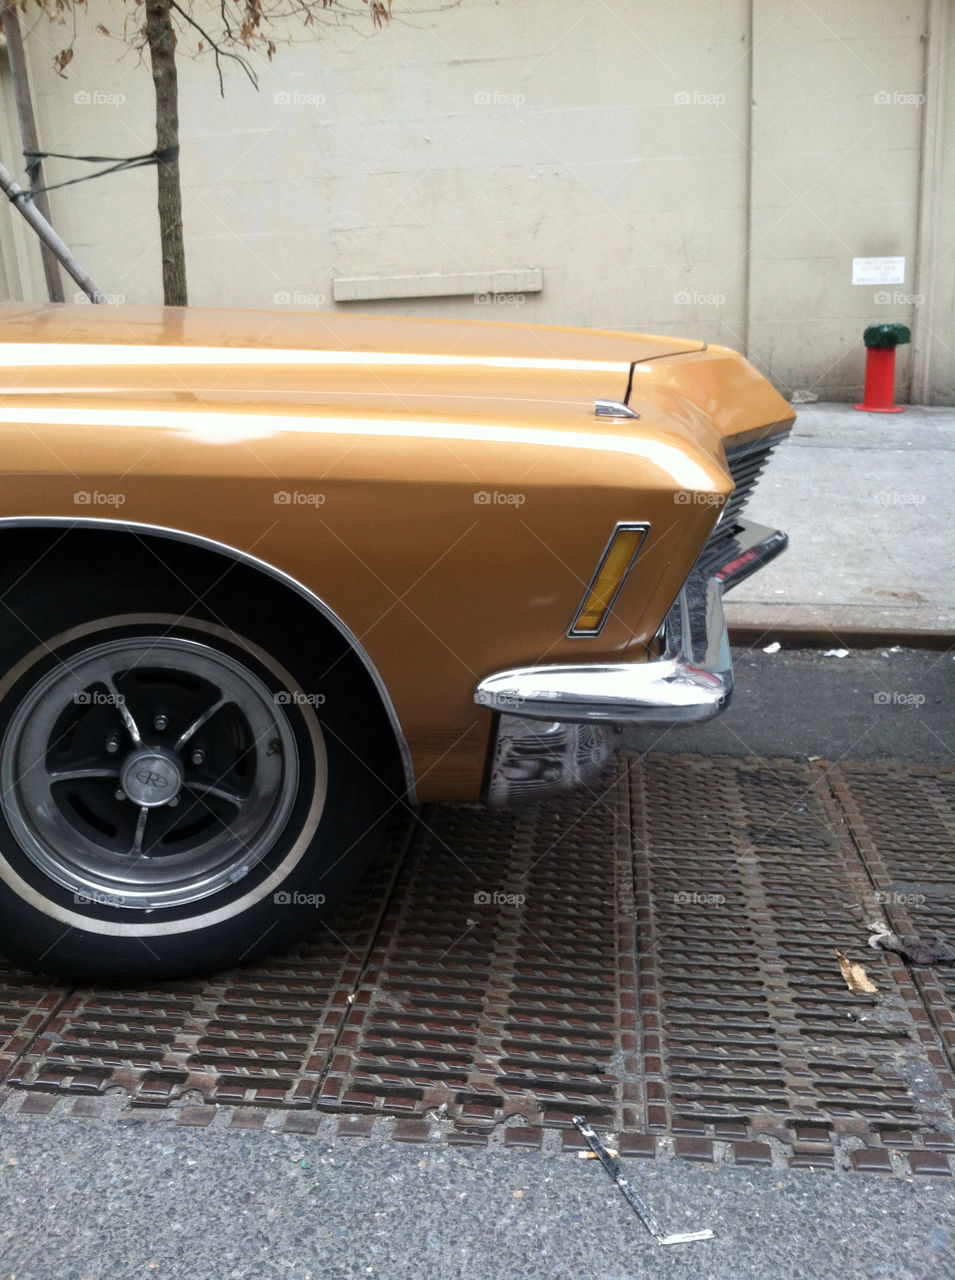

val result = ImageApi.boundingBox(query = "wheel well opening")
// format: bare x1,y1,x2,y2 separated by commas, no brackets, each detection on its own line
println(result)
0,525,411,804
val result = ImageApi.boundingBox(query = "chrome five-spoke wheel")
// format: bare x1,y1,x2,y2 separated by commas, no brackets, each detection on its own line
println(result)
1,636,301,911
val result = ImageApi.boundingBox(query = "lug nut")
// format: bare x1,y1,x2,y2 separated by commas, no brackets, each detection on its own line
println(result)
167,795,180,808
190,748,205,766
105,735,120,755
114,789,126,802
153,714,169,732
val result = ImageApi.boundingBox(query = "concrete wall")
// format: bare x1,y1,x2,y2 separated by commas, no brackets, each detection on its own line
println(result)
1,0,952,402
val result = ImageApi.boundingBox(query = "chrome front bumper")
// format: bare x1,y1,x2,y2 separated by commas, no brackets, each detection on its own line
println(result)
476,519,787,806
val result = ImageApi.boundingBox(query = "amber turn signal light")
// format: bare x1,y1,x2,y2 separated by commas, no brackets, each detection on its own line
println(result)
569,522,650,636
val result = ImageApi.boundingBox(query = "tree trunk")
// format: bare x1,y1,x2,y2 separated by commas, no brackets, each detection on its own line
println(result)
144,0,187,306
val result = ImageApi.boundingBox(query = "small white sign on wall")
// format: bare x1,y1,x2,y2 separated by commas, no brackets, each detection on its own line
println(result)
852,257,905,286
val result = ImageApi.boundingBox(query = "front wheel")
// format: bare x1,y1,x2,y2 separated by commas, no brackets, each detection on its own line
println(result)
0,577,393,980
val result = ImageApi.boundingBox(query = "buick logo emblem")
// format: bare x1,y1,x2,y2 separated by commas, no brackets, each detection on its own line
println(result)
134,769,170,791
122,752,182,808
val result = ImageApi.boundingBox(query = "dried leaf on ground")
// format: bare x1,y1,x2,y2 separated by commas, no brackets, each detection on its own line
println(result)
835,949,878,993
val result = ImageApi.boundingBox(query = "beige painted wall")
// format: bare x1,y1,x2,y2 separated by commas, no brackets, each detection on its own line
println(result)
1,0,952,402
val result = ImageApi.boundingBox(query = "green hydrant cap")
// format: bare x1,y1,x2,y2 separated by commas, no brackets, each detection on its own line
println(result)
863,323,911,349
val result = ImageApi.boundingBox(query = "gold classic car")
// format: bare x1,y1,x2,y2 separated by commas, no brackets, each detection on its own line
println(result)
0,303,794,979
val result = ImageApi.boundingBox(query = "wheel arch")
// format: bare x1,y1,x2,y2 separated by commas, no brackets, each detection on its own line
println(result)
0,516,416,803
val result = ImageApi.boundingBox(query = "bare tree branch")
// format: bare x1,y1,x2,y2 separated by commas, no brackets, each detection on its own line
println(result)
168,0,258,94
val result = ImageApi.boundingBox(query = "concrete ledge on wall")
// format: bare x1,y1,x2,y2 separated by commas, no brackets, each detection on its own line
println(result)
332,269,543,303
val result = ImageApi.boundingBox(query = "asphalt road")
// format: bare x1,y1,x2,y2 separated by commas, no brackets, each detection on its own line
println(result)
623,645,953,765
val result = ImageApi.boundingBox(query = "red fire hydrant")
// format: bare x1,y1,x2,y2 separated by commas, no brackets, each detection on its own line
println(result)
854,323,910,413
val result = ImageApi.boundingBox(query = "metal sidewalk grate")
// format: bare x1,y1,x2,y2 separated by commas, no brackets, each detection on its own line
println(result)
319,788,635,1134
1,755,952,1174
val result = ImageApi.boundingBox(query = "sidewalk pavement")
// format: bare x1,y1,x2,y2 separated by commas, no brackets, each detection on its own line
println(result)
4,1115,954,1280
723,403,954,640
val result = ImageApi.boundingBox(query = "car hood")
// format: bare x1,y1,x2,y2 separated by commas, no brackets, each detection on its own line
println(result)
0,303,704,408
0,306,792,473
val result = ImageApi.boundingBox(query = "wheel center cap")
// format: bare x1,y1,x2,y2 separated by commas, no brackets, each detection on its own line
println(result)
120,749,183,808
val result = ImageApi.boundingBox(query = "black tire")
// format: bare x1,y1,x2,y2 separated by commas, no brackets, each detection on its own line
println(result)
0,550,396,981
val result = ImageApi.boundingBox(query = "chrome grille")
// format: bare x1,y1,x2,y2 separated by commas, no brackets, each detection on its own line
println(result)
696,432,785,575
721,436,780,526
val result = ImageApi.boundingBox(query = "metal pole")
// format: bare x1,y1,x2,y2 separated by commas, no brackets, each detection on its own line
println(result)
1,1,64,301
910,0,950,404
0,158,104,301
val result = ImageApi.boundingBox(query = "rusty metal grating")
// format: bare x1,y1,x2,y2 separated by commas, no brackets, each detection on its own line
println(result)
829,765,955,1076
319,785,635,1133
630,755,954,1163
1,755,952,1174
0,969,66,1084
